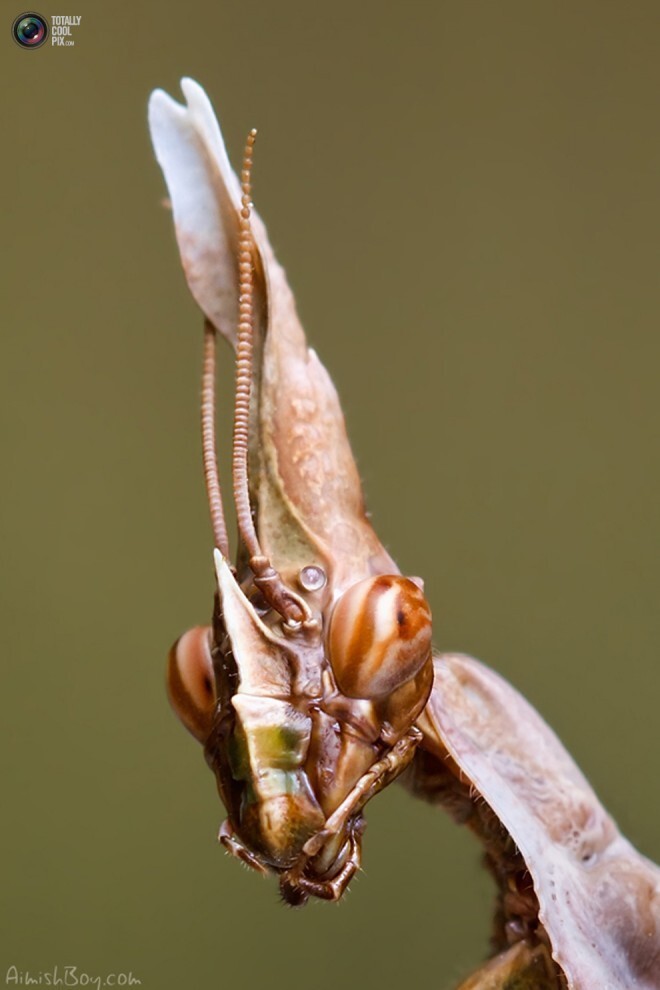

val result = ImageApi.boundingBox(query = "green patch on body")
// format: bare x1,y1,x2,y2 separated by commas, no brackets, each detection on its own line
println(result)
230,695,313,805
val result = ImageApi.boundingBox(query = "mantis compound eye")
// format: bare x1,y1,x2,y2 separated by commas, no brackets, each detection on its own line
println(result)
167,626,216,743
327,575,432,699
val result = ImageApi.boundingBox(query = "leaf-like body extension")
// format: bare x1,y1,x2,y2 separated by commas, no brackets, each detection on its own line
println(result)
148,80,395,589
418,654,660,990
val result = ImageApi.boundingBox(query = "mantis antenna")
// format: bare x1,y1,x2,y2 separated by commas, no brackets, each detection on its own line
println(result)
201,318,229,556
231,129,312,628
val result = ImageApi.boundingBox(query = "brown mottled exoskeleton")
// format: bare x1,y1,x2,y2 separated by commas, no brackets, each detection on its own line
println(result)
148,80,660,989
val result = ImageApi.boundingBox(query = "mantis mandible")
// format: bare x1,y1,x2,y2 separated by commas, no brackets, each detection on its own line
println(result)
148,79,660,990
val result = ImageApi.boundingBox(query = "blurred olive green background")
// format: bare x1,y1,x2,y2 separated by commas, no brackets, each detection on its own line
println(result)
2,2,659,988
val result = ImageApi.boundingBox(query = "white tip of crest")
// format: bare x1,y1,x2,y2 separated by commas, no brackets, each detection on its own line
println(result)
147,78,243,344
213,547,230,584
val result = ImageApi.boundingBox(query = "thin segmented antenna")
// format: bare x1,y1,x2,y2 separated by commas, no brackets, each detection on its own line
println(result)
201,318,230,556
232,129,260,561
231,130,312,628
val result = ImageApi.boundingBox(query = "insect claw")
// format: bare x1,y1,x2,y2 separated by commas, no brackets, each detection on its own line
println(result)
218,819,269,875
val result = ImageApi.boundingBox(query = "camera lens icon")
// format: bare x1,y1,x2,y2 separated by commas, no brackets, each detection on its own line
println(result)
12,11,49,48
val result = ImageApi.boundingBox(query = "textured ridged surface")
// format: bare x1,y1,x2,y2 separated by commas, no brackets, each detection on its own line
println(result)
420,654,660,989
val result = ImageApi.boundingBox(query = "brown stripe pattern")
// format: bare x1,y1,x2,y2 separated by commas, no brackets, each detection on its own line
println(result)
328,575,432,699
167,626,216,743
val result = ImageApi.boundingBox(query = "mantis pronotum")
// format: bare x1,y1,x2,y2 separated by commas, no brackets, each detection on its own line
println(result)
149,79,660,989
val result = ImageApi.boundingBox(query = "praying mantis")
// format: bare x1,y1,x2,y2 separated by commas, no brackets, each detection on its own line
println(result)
148,79,660,989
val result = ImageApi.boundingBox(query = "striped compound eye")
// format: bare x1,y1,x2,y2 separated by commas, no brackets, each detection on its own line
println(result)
167,626,217,743
327,575,432,699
